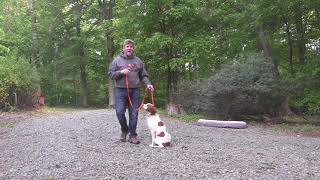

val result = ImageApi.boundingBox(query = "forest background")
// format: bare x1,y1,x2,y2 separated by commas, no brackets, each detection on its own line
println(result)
0,0,319,121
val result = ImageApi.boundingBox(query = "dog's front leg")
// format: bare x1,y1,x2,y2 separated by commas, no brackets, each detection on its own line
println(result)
149,130,156,147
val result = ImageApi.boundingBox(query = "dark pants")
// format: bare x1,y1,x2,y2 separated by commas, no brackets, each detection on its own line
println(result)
115,88,140,137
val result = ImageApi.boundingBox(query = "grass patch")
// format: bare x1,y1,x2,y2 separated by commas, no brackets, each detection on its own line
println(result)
269,115,320,135
273,123,320,132
0,121,14,127
40,106,91,113
156,108,206,122
283,115,320,124
170,113,206,122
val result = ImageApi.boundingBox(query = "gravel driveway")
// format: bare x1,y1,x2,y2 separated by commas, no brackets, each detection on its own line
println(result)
1,109,320,179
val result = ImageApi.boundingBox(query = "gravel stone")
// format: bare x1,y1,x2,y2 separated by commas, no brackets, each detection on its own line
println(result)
1,109,320,179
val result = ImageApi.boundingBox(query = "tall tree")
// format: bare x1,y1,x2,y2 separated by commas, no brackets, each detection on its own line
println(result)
115,0,214,109
75,1,89,107
29,0,40,65
98,0,116,108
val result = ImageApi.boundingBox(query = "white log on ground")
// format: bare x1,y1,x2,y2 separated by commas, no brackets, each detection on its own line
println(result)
197,119,248,129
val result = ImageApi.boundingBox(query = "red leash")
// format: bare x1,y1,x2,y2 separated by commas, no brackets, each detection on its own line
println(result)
125,73,155,111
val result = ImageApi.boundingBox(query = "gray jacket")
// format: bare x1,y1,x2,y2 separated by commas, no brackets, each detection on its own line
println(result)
108,53,151,88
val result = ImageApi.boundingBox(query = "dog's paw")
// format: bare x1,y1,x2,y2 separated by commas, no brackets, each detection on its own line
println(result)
149,143,163,148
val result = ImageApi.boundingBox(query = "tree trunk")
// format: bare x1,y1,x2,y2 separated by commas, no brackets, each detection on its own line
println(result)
284,18,294,77
165,52,182,114
166,60,171,103
257,26,279,77
316,6,320,25
31,0,40,65
166,102,185,115
75,3,89,107
79,61,88,107
107,0,116,108
280,96,294,116
30,0,42,109
107,36,116,108
294,5,306,64
99,0,116,108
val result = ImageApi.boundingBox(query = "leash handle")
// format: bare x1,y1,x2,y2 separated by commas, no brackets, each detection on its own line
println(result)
125,74,155,111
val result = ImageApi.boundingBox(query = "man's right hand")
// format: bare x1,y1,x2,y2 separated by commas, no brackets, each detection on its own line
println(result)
147,84,154,92
120,68,130,74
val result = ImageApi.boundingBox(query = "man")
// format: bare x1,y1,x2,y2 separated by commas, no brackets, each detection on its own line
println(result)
108,39,154,144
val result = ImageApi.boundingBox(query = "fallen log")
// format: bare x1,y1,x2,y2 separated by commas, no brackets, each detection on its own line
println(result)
197,119,248,129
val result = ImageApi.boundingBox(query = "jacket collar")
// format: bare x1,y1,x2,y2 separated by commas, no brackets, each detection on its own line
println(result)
120,52,135,59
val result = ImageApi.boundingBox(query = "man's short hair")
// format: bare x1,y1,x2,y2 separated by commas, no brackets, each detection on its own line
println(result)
123,39,134,47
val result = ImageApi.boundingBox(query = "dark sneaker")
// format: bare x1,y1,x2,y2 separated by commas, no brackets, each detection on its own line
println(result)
129,137,140,144
120,132,128,142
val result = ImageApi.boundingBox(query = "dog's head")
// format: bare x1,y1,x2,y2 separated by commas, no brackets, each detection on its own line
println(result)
143,103,156,115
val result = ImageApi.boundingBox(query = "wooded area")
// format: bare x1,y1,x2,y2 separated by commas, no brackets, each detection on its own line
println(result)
0,0,319,119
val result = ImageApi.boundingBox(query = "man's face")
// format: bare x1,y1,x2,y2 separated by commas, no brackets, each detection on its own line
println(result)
123,43,134,57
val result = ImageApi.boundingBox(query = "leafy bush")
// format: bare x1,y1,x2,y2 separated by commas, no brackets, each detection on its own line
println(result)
40,67,80,106
175,54,290,120
173,79,205,114
290,58,320,115
0,57,39,110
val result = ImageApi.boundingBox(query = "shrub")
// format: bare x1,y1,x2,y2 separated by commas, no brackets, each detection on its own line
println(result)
173,79,205,113
175,54,290,119
0,57,39,110
290,58,320,115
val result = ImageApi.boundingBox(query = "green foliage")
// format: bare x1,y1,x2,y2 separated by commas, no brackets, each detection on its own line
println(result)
176,54,291,119
0,0,319,115
0,0,33,60
87,66,108,107
0,56,39,109
289,57,320,115
40,62,80,106
0,29,10,57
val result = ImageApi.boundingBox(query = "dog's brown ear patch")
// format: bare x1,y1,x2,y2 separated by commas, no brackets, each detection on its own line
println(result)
147,106,156,115
158,121,164,126
157,131,165,137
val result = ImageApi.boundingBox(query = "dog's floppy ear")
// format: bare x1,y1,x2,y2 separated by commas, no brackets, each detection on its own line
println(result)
146,105,156,115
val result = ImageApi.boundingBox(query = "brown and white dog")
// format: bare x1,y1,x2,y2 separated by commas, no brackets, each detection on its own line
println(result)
143,103,172,148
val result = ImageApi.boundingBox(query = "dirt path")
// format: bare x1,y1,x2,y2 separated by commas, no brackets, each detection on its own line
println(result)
1,109,320,179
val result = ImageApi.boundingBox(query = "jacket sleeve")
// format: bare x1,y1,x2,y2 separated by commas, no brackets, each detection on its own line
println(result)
140,63,151,86
108,59,123,80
